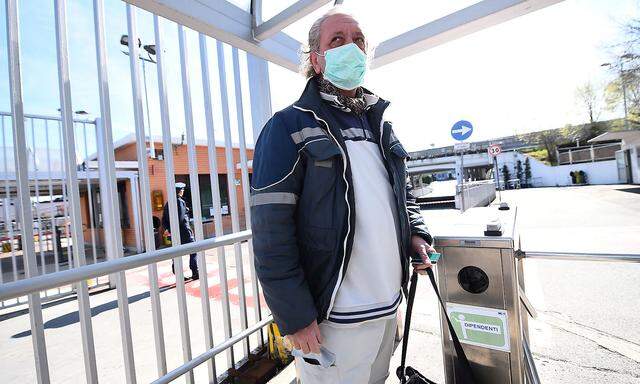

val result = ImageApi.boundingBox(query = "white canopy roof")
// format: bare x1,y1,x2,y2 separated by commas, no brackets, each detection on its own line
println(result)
127,0,564,71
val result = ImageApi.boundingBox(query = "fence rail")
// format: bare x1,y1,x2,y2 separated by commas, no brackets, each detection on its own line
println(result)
519,250,640,263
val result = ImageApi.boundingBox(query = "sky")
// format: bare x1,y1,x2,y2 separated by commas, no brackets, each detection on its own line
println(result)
268,0,640,150
0,0,254,173
0,0,638,167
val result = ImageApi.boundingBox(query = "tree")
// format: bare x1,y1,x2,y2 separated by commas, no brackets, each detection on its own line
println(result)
515,160,523,184
603,18,640,127
534,129,561,165
501,164,511,189
575,82,601,124
524,158,532,187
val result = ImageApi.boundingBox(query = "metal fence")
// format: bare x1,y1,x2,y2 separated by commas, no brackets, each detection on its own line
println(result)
0,113,109,309
557,143,620,165
1,0,273,383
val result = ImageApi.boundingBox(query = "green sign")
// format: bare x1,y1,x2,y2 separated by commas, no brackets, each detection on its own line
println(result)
446,303,510,352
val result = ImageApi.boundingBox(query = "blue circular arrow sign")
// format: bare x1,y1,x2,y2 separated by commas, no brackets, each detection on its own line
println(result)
451,120,473,141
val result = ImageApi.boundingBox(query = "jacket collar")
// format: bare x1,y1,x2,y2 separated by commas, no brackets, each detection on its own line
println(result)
293,76,389,120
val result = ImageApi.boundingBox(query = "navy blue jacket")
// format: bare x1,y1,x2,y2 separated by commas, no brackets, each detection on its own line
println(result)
162,197,194,243
250,78,432,335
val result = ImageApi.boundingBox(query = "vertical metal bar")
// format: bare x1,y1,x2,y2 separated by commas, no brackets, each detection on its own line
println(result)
246,53,272,141
246,53,272,345
129,175,144,254
141,60,156,159
199,33,235,369
82,123,98,268
58,121,73,269
30,119,46,275
178,25,216,381
231,47,261,346
5,0,51,381
151,13,192,382
93,3,140,375
217,41,250,357
2,117,19,281
125,5,167,382
44,121,60,274
0,116,5,285
53,1,98,382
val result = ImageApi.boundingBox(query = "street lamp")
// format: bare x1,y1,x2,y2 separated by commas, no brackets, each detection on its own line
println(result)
602,53,637,130
121,34,157,158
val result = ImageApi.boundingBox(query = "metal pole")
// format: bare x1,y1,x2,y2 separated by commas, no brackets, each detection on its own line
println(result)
523,337,542,384
151,13,191,380
199,33,235,369
126,5,171,382
460,149,465,212
494,155,502,202
2,117,19,282
44,121,60,274
54,1,98,381
520,250,640,263
178,24,216,382
30,119,47,275
5,0,51,380
231,47,262,348
129,175,144,254
217,41,250,358
82,123,98,275
141,59,156,159
58,121,73,269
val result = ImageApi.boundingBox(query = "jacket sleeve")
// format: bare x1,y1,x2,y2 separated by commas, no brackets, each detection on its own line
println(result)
405,171,433,246
250,113,317,336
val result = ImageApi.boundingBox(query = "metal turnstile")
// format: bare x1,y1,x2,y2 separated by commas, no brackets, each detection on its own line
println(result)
433,206,534,384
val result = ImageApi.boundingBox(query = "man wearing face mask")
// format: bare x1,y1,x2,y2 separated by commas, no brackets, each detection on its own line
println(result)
250,9,434,384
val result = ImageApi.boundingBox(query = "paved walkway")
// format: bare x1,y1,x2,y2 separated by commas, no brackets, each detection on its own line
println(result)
0,242,268,383
389,184,640,383
2,185,640,383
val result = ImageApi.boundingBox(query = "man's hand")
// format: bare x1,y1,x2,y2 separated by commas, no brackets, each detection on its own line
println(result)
286,320,323,354
411,235,435,275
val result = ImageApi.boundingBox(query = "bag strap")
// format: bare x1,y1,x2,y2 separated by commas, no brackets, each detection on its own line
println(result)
397,271,418,383
398,268,477,384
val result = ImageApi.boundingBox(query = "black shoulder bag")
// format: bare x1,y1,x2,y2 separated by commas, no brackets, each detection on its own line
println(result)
396,268,477,384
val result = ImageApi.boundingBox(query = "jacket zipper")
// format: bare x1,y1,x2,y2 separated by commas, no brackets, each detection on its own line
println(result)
379,118,410,286
292,104,351,319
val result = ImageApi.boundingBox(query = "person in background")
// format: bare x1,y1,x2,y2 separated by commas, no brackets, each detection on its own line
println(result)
250,8,434,384
162,182,199,281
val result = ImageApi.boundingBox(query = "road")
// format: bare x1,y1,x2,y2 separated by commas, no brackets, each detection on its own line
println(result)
385,184,640,383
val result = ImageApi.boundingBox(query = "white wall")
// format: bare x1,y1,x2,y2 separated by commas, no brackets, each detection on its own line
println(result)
496,151,619,187
627,145,640,184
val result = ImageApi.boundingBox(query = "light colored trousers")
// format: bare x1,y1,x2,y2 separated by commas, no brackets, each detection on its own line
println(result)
294,317,397,384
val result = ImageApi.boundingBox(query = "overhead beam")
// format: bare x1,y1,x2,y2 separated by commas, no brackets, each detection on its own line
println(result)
125,0,300,71
253,0,332,41
371,0,564,69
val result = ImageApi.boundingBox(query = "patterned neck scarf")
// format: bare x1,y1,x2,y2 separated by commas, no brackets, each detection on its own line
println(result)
316,76,367,115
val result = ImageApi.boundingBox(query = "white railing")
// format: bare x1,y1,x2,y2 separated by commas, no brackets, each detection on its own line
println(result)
1,1,273,383
0,112,107,309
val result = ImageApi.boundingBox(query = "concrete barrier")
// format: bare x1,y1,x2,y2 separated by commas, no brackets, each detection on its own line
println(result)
455,180,496,211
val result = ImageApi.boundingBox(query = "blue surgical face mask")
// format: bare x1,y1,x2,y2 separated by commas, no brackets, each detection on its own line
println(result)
317,43,367,90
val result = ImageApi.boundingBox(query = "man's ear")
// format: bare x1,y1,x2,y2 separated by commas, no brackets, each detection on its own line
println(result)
310,51,323,75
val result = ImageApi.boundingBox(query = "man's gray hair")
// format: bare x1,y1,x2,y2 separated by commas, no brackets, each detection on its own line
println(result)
300,7,356,78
